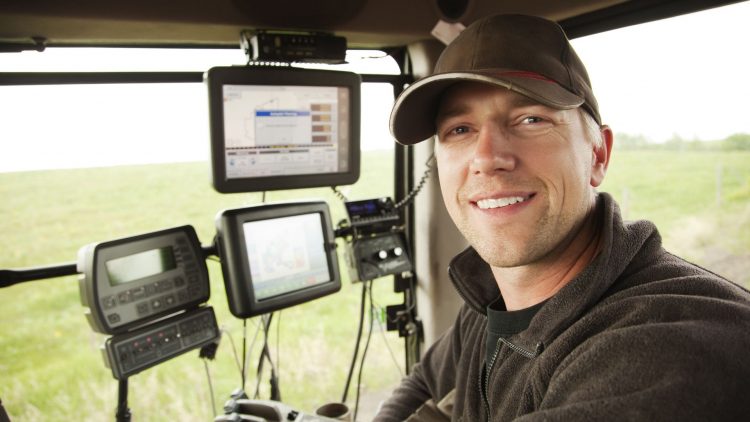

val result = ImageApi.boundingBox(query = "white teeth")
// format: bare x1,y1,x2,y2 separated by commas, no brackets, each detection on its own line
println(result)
476,196,527,210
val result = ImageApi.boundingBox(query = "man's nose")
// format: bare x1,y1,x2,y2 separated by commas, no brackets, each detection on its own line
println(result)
469,124,516,175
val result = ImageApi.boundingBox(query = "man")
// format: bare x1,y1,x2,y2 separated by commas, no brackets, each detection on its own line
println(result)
374,14,750,421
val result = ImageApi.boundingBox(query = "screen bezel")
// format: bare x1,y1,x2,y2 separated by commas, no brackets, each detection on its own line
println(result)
215,201,341,318
206,66,361,193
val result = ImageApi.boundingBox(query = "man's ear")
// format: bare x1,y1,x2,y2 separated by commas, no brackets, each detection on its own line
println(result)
590,125,613,188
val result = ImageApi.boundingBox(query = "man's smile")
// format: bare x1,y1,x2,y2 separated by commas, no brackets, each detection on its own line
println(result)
474,194,535,210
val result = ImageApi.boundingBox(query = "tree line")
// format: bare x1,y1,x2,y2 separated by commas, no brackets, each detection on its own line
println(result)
614,133,750,151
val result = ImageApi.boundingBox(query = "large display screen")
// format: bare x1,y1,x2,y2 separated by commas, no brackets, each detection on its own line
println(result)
207,67,361,193
222,84,350,179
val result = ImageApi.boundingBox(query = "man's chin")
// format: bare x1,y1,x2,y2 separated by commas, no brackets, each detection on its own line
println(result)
472,243,540,269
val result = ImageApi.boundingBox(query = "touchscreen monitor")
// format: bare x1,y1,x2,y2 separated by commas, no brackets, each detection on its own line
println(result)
207,66,361,193
215,201,341,318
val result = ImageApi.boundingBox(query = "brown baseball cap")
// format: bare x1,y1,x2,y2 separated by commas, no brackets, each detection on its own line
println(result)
390,14,601,145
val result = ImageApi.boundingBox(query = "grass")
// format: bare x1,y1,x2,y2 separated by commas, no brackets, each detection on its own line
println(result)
1,149,749,421
601,150,750,286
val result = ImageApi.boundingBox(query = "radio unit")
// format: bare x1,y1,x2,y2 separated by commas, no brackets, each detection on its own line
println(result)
244,31,347,64
345,197,399,234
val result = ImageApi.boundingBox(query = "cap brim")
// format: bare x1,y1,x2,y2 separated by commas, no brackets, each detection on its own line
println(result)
390,71,585,145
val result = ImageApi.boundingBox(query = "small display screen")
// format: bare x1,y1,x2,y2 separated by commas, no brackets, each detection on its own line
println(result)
222,84,350,180
346,199,382,218
105,247,176,286
242,213,331,300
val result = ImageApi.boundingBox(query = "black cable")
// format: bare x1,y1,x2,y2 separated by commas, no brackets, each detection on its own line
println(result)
276,311,282,390
243,320,263,385
255,314,280,400
375,314,405,378
354,280,375,421
254,315,268,399
203,359,217,417
220,329,243,378
331,186,349,202
394,153,435,211
199,338,220,417
241,318,248,391
267,341,280,401
267,313,281,401
341,281,369,403
369,296,406,378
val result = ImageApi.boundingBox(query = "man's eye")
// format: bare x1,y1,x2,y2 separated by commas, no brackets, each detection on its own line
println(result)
521,116,545,125
450,126,470,135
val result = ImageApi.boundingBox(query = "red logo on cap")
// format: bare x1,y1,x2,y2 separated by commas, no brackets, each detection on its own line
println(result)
499,71,556,83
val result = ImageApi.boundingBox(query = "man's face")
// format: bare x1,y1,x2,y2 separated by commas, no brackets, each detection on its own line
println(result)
434,82,608,269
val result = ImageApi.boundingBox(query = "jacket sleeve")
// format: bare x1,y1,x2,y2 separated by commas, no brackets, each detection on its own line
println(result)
373,305,470,421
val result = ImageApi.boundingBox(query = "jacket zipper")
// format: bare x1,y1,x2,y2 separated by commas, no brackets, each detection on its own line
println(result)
481,337,541,420
448,267,544,419
497,337,540,358
481,338,503,421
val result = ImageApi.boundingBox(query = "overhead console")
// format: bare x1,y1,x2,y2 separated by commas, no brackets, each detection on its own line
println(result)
206,66,361,193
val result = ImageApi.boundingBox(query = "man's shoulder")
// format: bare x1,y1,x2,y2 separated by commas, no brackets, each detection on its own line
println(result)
550,254,750,379
562,247,750,351
574,250,750,355
610,244,750,304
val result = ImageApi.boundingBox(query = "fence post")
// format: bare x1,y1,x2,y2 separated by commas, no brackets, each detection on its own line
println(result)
716,163,723,207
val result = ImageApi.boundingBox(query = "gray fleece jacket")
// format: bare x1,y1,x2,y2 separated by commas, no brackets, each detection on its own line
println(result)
375,193,750,421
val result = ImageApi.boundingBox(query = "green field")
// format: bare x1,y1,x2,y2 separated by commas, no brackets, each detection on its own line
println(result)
1,149,749,421
601,150,750,287
0,150,404,421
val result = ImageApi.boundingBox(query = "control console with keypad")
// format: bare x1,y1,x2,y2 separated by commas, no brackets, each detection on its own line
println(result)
104,306,219,379
77,225,210,335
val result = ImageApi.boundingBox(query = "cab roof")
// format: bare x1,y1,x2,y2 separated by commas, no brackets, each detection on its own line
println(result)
0,0,743,50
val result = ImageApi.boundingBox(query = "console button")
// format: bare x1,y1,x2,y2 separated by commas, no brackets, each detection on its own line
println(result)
101,295,117,310
107,313,121,324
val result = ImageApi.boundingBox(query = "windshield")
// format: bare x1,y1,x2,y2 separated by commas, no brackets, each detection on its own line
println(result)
0,3,748,421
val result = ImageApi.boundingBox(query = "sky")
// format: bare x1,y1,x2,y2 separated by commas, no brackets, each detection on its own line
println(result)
1,1,748,172
571,1,750,143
